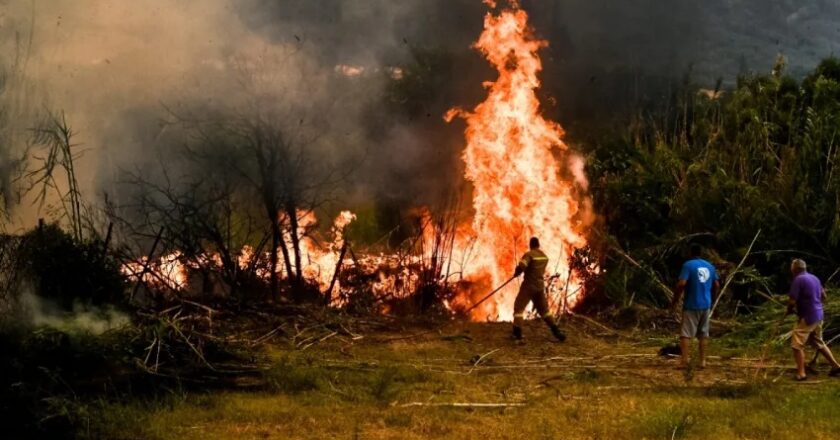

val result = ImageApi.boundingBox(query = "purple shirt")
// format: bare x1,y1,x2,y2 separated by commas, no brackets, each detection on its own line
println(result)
789,272,824,325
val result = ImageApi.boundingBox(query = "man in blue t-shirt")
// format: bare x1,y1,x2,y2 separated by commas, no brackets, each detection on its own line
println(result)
672,243,720,369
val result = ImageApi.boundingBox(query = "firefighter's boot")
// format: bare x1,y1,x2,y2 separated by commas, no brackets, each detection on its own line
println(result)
543,316,566,342
512,325,523,340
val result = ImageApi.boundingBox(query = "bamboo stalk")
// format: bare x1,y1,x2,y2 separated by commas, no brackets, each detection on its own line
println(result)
611,245,674,302
711,229,761,316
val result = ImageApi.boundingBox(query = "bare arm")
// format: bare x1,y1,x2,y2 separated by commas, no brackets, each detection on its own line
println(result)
786,297,796,316
787,279,800,316
711,280,720,305
822,288,827,302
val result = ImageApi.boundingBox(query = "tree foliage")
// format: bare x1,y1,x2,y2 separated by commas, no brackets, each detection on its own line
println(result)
586,57,840,310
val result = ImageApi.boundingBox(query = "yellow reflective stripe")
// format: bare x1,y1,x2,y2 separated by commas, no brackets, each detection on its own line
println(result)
513,313,525,318
531,257,548,261
543,313,554,318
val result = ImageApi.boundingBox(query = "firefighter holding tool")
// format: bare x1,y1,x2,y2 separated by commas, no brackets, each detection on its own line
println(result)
512,237,566,342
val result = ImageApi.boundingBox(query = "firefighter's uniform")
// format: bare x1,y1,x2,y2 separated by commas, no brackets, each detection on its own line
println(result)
513,249,551,318
512,248,566,341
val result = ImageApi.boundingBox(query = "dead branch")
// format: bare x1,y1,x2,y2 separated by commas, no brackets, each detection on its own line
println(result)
611,245,674,302
468,348,500,374
130,226,165,302
324,240,348,306
251,325,286,346
300,331,337,350
711,229,761,316
393,402,525,408
567,311,634,339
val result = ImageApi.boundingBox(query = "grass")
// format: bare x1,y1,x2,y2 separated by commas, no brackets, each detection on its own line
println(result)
78,309,840,440
87,378,840,439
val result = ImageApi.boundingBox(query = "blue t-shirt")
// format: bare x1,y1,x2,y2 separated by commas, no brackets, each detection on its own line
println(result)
679,258,718,310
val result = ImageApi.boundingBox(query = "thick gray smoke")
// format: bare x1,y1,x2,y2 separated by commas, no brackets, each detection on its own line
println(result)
2,0,840,227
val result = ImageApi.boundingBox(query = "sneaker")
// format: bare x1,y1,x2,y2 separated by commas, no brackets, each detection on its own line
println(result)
829,367,840,377
550,325,566,342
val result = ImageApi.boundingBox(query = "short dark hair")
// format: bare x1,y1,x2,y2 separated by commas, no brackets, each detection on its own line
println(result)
529,237,540,249
690,243,703,257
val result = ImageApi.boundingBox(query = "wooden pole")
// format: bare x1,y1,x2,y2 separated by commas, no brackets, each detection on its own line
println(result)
130,227,165,302
324,240,349,307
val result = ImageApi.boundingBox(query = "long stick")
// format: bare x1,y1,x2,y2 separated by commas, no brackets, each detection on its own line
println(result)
130,226,165,302
810,333,840,365
755,312,788,380
465,276,516,313
611,246,674,302
711,229,761,317
324,240,349,306
396,402,525,408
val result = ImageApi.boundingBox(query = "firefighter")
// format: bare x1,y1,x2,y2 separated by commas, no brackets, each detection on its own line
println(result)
512,237,566,342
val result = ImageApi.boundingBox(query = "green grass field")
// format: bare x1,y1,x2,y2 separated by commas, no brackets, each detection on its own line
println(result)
82,310,840,440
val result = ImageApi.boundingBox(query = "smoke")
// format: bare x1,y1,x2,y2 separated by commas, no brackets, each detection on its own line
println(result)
15,289,129,335
2,0,840,228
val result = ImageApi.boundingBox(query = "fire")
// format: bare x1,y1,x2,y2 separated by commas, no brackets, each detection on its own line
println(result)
298,210,356,294
123,211,359,297
121,2,592,322
445,0,591,321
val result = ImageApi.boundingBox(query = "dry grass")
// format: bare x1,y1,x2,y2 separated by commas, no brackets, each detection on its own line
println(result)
84,315,840,440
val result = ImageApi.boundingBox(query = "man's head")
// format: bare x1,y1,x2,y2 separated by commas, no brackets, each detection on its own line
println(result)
791,258,807,275
690,243,702,258
529,237,540,249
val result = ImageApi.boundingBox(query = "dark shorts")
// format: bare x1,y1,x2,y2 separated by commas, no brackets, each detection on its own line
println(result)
680,309,710,338
513,285,550,318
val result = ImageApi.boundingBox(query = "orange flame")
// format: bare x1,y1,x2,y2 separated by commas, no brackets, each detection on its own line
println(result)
446,1,591,321
120,2,592,321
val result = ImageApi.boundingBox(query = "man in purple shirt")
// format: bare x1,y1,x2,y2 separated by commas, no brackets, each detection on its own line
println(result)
786,259,840,380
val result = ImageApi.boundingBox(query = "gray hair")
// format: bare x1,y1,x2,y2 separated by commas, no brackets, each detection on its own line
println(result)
791,259,807,272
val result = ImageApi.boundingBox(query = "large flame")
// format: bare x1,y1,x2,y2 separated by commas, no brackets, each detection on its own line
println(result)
446,1,591,321
121,2,592,322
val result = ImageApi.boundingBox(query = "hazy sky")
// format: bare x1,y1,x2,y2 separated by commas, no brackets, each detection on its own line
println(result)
2,0,840,227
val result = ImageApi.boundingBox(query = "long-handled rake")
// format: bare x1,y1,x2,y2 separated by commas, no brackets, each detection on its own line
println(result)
465,276,517,314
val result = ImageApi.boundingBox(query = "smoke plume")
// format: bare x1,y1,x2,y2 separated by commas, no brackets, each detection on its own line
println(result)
1,0,840,228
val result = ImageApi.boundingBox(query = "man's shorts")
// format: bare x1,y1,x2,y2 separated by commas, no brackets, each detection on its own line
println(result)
791,319,828,351
681,309,711,338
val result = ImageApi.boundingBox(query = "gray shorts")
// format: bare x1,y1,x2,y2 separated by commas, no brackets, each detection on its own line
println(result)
681,309,710,338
